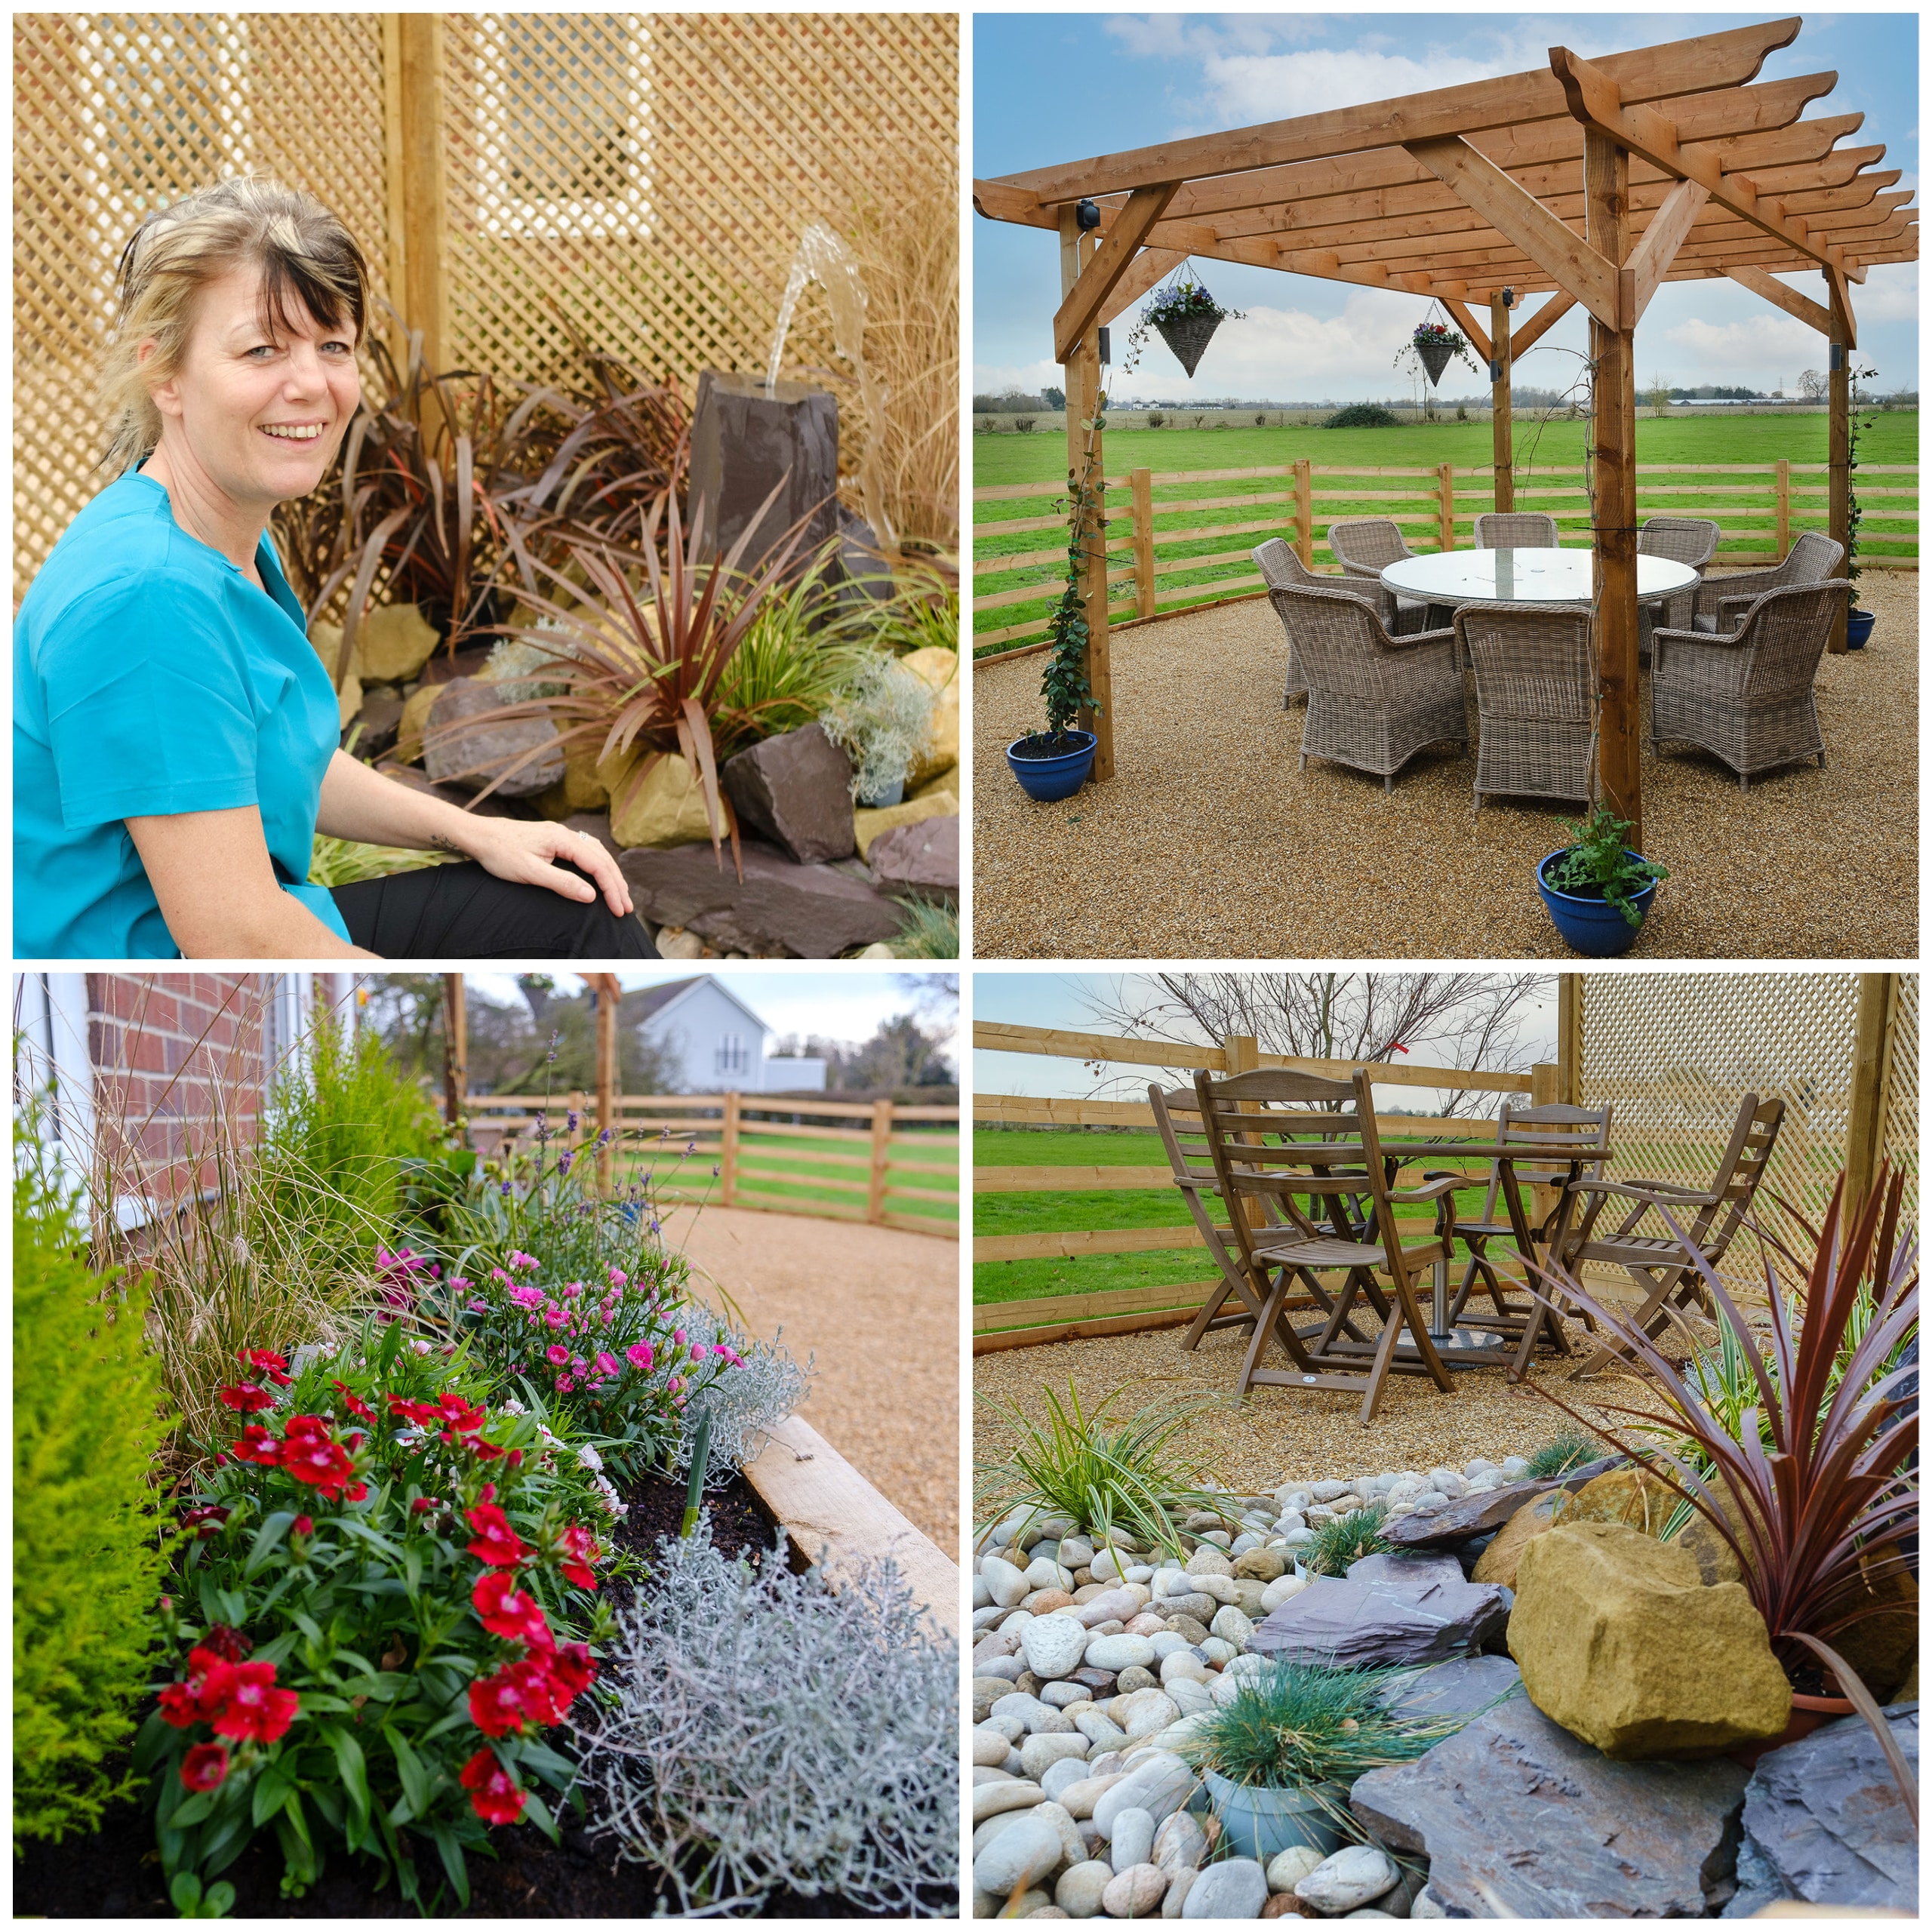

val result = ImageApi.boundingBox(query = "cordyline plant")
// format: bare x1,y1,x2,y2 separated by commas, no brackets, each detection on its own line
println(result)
1523,1165,1918,1817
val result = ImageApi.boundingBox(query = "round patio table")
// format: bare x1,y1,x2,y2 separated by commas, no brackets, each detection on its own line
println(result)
1380,546,1700,609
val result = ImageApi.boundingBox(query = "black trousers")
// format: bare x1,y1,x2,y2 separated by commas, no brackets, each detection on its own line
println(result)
331,860,659,959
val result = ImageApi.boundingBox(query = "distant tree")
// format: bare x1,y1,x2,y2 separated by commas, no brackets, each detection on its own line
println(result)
1041,385,1066,410
1014,417,1035,432
1325,404,1402,429
1798,369,1828,400
1146,413,1165,429
770,1013,955,1092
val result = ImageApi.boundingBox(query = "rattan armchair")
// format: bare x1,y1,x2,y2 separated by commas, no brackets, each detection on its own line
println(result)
1254,537,1384,705
1472,511,1558,548
1454,600,1596,809
1272,581,1467,791
1327,517,1432,635
1689,531,1843,633
1650,579,1846,789
1637,516,1720,636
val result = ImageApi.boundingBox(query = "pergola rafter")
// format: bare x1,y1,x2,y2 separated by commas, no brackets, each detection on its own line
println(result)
974,14,1916,834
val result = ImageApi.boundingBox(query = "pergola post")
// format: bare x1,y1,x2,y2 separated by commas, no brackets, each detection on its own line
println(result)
1490,291,1514,512
1584,130,1641,848
1826,278,1854,655
383,14,450,376
441,973,466,1128
1843,972,1898,1224
1059,208,1113,780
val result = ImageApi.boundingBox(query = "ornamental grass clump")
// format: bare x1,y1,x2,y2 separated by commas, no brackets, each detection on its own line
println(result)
14,1130,175,1848
1303,1503,1392,1578
1524,1429,1600,1479
143,1319,614,1910
569,1528,958,1915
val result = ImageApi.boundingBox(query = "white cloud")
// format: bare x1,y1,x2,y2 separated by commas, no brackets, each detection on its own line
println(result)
1198,48,1518,127
1661,315,1823,382
973,360,1067,398
1851,264,1918,324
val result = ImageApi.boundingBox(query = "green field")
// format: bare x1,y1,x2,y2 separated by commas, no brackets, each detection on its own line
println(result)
667,1128,959,1229
973,413,1919,655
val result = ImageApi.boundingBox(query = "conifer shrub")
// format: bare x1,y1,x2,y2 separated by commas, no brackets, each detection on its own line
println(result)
14,1140,174,1846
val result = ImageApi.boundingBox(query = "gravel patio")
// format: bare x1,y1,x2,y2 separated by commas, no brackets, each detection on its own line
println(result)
972,568,1917,960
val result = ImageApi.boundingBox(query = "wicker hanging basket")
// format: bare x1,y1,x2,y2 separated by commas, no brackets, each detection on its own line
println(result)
1417,337,1457,386
1155,309,1223,377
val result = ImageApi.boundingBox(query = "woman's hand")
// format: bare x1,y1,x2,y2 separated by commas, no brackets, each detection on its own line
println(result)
450,816,635,917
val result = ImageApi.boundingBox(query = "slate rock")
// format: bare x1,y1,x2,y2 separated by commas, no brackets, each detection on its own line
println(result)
869,811,959,901
1183,1858,1269,1919
1378,1478,1562,1550
1250,1572,1510,1669
721,723,856,864
1720,1705,1918,1916
619,837,900,957
350,691,405,756
688,371,841,571
373,761,537,819
1349,1696,1750,1917
1372,1655,1527,1724
1346,1552,1469,1592
422,675,566,796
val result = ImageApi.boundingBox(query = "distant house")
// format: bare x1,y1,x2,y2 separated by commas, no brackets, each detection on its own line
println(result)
631,977,826,1094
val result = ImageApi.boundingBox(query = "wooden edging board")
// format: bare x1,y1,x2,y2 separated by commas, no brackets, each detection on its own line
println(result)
742,1415,960,1640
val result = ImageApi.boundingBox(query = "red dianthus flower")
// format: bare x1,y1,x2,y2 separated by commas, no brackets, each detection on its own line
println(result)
545,1641,596,1707
460,1748,526,1824
331,1379,377,1420
466,1657,555,1737
180,1742,230,1792
471,1571,551,1646
230,1423,281,1466
555,1524,601,1589
240,1347,293,1386
201,1624,253,1663
280,1432,359,1500
217,1383,275,1414
210,1659,298,1743
158,1647,237,1727
465,1503,531,1568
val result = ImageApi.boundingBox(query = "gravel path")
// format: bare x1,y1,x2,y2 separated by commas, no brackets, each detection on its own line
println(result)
663,1203,958,1550
972,568,1917,959
974,1315,1650,1515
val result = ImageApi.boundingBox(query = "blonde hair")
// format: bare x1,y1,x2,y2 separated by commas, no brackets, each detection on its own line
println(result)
100,175,371,474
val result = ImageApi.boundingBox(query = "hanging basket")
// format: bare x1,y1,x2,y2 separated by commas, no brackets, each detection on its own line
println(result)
1417,338,1457,387
1155,310,1223,378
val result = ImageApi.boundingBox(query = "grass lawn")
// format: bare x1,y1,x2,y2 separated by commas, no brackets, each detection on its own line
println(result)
718,1129,960,1226
973,413,1918,654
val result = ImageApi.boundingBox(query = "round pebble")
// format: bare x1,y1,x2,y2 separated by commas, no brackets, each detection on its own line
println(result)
1103,1863,1168,1918
1109,1805,1155,1872
1057,1860,1115,1918
1296,1845,1401,1915
1266,1844,1325,1892
1087,1635,1157,1674
1183,1857,1269,1918
974,1814,1063,1895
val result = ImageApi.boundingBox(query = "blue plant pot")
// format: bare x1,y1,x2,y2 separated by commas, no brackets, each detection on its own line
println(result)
1006,730,1097,802
1199,1770,1346,1863
1847,608,1875,649
1537,850,1657,957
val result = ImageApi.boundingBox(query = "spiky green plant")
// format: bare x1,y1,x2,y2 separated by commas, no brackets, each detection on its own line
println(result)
1523,1429,1598,1478
885,897,958,959
1302,1503,1390,1578
306,833,455,889
974,1382,1230,1564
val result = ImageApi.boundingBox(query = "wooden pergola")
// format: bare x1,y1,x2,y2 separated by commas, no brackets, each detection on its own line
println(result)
974,17,1917,841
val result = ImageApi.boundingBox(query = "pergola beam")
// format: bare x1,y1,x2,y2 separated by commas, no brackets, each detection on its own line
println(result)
1625,177,1712,321
1509,292,1577,356
1052,183,1178,361
1441,299,1491,360
1726,264,1832,334
1099,248,1187,327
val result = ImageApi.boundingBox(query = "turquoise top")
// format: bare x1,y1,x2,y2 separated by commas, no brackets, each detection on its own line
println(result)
14,469,351,957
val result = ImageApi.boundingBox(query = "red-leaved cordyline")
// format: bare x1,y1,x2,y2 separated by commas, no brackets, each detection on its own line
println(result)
460,1748,526,1824
180,1742,230,1792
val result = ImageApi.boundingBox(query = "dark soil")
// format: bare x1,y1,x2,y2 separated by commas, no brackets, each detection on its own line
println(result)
13,1473,925,1920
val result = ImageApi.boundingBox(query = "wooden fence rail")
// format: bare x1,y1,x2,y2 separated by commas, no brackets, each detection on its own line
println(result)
463,1090,959,1240
973,460,1919,656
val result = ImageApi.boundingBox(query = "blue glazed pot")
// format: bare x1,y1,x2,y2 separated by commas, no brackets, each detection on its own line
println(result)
1847,607,1875,649
1006,730,1097,802
1537,849,1657,957
1199,1770,1346,1864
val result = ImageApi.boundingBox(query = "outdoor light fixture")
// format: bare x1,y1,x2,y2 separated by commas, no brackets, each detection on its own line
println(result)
1489,358,1503,383
1501,287,1516,307
1097,327,1110,364
1831,343,1846,371
1075,198,1101,231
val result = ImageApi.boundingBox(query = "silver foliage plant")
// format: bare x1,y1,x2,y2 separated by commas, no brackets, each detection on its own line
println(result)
569,1527,960,1915
670,1307,811,1484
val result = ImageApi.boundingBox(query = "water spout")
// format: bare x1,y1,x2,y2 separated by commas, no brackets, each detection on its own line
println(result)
764,220,895,550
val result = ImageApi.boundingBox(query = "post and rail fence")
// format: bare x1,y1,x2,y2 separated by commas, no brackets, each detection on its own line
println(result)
972,459,1919,658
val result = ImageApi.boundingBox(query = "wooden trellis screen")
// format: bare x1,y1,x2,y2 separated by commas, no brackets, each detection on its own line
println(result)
1574,972,1917,1301
12,11,958,594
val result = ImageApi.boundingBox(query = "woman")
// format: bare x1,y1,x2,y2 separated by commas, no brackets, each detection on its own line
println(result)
14,177,656,960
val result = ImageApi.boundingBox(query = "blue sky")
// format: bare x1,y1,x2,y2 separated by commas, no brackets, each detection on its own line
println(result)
972,13,1918,401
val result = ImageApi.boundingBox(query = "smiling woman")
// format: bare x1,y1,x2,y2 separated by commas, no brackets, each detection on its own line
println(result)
13,176,654,961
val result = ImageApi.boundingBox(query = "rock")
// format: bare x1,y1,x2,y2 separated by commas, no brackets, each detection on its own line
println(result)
1159,1651,1209,1687
1124,1613,1169,1639
975,1726,1014,1767
608,752,727,848
1164,1614,1211,1647
1294,1846,1401,1915
1042,1756,1093,1804
1037,1801,1088,1875
350,691,403,757
1470,1491,1564,1589
720,724,857,864
1721,1705,1917,1915
993,1692,1070,1734
868,811,959,903
1183,1858,1269,1919
1260,1574,1309,1615
1086,1635,1157,1674
1210,1604,1256,1648
1092,1752,1195,1839
1426,1469,1469,1500
1155,1592,1219,1626
984,1556,1032,1608
1235,1549,1287,1583
620,837,900,957
1186,1546,1235,1578
974,1677,1018,1721
1266,1844,1326,1893
1346,1552,1467,1592
1665,1510,1744,1589
1075,1709,1128,1752
1109,1807,1155,1872
975,1813,1067,1898
1373,1655,1526,1723
900,645,959,786
1058,1774,1123,1821
1349,1696,1749,1917
1161,1869,1196,1919
654,924,704,959
1311,1481,1351,1503
1078,1590,1143,1628
1251,1572,1510,1670
1819,1554,1917,1702
1031,1591,1080,1619
1023,1734,1093,1783
1166,1678,1214,1718
423,676,565,796
1379,1467,1604,1551
1151,1810,1208,1875
1057,1860,1115,1918
1260,1894,1315,1918
974,1779,1048,1826
1116,1688,1181,1738
1103,1863,1168,1918
688,371,841,570
1407,1889,1446,1919
1043,1681,1091,1709
1115,1666,1158,1695
1510,1521,1791,1758
853,788,957,860
1025,1616,1092,1681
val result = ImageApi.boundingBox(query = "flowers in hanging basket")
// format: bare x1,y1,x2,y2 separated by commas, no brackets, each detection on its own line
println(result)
1144,277,1243,328
1412,320,1469,354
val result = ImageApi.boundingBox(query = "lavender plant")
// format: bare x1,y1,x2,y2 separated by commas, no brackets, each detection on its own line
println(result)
568,1528,958,1915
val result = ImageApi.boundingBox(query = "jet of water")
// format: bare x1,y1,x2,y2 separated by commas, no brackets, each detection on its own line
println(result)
764,220,895,550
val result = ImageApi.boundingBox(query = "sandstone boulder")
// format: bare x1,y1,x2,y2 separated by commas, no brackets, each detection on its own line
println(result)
1470,1491,1564,1589
358,601,442,683
1509,1521,1790,1758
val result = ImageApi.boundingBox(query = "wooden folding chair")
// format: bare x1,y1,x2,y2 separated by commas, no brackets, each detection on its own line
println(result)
1449,1100,1614,1359
1192,1066,1484,1424
1560,1094,1786,1378
1149,1083,1383,1357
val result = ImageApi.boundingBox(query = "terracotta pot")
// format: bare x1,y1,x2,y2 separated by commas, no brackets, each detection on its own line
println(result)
1727,1690,1857,1769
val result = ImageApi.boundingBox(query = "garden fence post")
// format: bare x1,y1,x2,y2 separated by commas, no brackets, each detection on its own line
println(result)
1556,975,1583,1106
1294,459,1313,568
1131,467,1155,620
867,1099,895,1223
1490,291,1515,512
720,1091,740,1207
1844,974,1899,1224
1776,457,1791,559
1220,1035,1266,1231
441,973,466,1128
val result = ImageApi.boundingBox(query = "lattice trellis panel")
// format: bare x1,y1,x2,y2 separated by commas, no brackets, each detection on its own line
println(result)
14,14,393,595
1881,974,1919,1209
15,12,959,595
1579,974,1916,1306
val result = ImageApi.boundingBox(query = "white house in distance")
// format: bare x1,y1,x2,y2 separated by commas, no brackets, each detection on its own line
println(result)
633,977,826,1094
